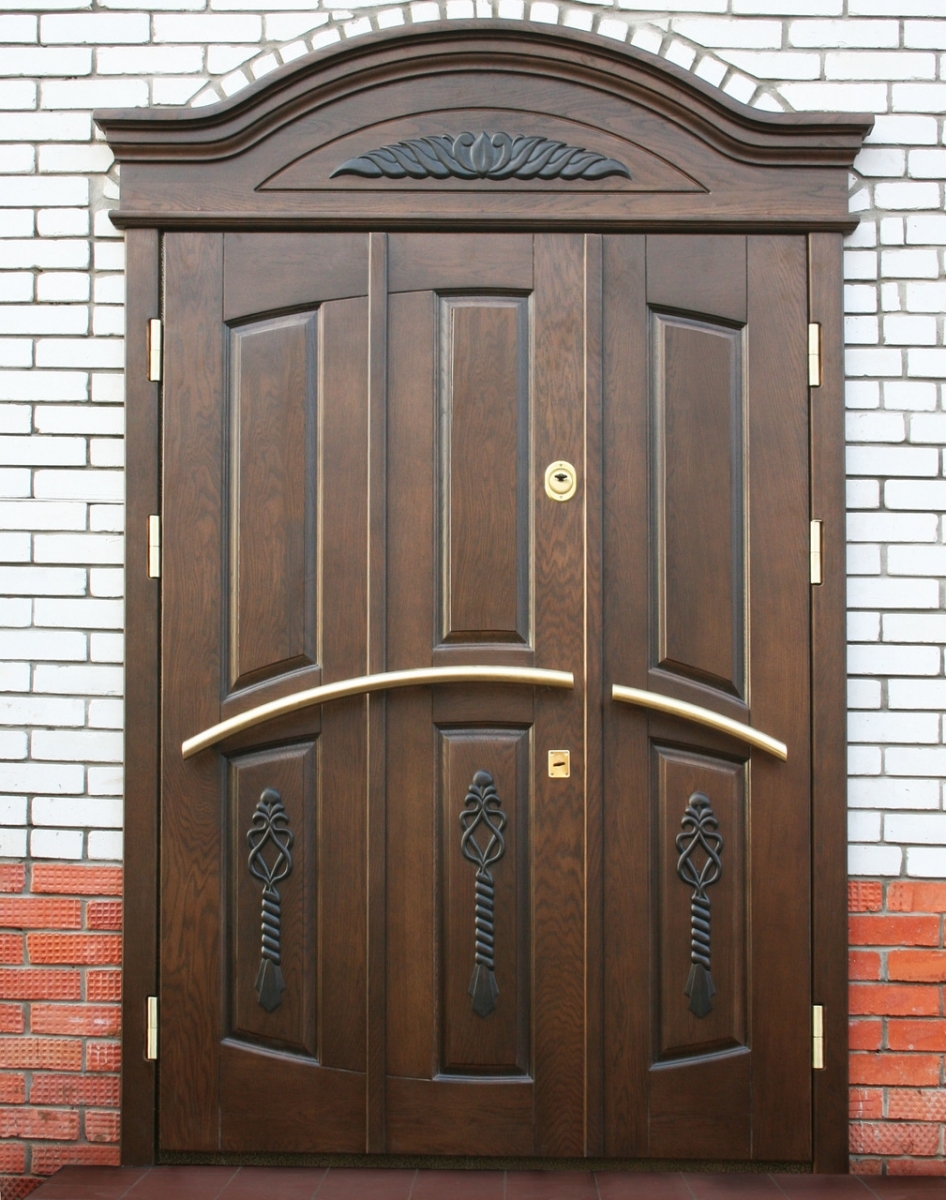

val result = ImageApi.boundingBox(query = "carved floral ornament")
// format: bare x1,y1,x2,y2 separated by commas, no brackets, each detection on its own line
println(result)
331,131,632,182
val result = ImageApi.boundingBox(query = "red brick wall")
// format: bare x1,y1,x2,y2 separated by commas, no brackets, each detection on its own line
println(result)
850,879,946,1175
0,862,121,1199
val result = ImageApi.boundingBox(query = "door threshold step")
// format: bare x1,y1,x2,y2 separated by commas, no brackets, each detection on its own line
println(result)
29,1166,922,1200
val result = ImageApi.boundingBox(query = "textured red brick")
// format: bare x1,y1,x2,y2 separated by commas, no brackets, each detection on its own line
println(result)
85,1110,120,1143
26,934,121,965
887,1018,946,1052
0,899,82,930
850,1121,940,1157
886,1159,946,1175
889,950,946,983
31,1144,120,1176
0,969,81,1001
0,1074,25,1104
849,915,940,947
0,865,25,894
0,1107,79,1141
849,950,882,981
0,1038,81,1072
0,1004,24,1034
0,1144,27,1173
850,1087,883,1120
30,1074,120,1107
849,983,941,1016
31,866,122,897
86,1041,120,1072
0,935,23,965
85,901,122,931
31,1003,120,1038
849,881,883,912
888,882,946,914
850,1052,941,1087
888,1089,946,1122
0,1176,44,1200
849,1159,884,1175
849,1019,883,1050
86,970,121,1002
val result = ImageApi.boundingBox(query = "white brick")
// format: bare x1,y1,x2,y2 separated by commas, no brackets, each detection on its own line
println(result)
908,350,946,378
888,546,946,576
32,729,121,763
886,746,946,776
88,830,122,860
889,680,946,710
847,447,939,478
89,438,122,468
874,181,941,210
35,407,121,435
850,778,940,809
885,315,937,346
0,627,86,660
35,340,123,369
0,531,30,561
89,505,122,533
38,208,90,235
0,213,33,239
87,765,121,795
0,469,30,498
41,78,148,108
828,51,936,80
851,744,883,774
0,829,27,856
35,467,119,504
881,249,940,278
866,113,938,145
845,284,877,314
0,306,87,336
0,342,32,367
0,597,31,625
34,533,122,564
89,567,122,597
845,349,903,376
908,150,946,179
0,435,85,467
849,711,940,743
1,762,83,794
37,273,90,303
88,699,121,728
0,145,36,174
93,277,123,306
0,46,90,75
0,80,36,109
846,411,904,442
0,662,29,690
905,847,946,879
714,49,819,78
848,544,880,574
849,844,902,877
38,144,114,175
0,565,86,595
885,480,946,510
92,308,123,338
0,730,27,758
904,20,946,48
883,381,937,411
0,405,31,434
886,814,946,845
0,696,83,726
0,241,89,270
0,501,87,531
849,678,882,708
0,176,87,208
849,644,941,675
893,83,946,112
4,113,91,143
40,12,149,41
910,414,946,444
847,479,880,508
96,44,204,73
884,614,946,643
90,375,122,405
33,663,121,695
880,218,904,247
780,82,887,110
153,13,261,40
30,829,83,859
35,597,121,628
849,811,881,842
854,147,906,178
0,371,87,402
32,795,123,827
906,215,946,246
790,19,898,47
846,381,880,409
0,797,27,825
90,631,122,662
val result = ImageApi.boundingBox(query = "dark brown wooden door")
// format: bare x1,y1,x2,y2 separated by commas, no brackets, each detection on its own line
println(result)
160,231,812,1161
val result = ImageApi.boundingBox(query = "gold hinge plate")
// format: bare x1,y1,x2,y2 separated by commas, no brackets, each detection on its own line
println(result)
146,995,158,1061
148,318,162,383
810,519,823,586
148,515,161,579
808,323,822,388
812,1004,825,1070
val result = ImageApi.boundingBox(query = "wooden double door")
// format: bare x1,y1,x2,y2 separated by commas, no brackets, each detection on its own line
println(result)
161,231,812,1161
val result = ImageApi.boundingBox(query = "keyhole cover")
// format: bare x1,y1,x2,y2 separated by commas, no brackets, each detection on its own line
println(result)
544,460,578,502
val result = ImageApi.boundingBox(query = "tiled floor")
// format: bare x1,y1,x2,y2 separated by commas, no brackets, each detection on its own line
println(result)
28,1168,946,1200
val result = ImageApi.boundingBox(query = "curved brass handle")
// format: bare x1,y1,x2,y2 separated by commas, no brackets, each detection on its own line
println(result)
611,684,787,761
183,666,575,759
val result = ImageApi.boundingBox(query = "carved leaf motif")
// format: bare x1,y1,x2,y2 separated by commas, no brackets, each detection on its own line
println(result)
331,132,632,182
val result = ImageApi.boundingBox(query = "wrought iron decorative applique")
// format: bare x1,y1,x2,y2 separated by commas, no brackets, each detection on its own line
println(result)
459,769,508,1018
675,791,723,1019
246,787,294,1013
331,132,632,182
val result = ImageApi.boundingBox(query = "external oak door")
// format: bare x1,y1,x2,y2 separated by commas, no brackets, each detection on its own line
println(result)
160,229,812,1160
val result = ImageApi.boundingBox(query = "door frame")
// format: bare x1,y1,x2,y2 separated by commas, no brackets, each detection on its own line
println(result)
101,23,869,1172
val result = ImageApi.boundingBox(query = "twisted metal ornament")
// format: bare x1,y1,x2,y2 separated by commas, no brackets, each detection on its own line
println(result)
675,791,723,1019
459,770,507,1018
247,787,294,1013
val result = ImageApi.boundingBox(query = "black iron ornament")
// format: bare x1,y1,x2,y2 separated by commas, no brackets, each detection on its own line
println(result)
246,787,294,1013
459,770,508,1018
675,791,724,1019
331,132,632,182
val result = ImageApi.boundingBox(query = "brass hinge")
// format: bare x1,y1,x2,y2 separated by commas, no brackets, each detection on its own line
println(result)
810,519,823,586
807,322,822,388
148,318,163,382
146,995,158,1061
148,515,161,579
812,1004,825,1070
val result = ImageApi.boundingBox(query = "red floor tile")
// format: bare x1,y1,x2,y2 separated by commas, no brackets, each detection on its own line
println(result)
772,1176,876,1199
314,1168,415,1200
686,1174,784,1200
409,1169,504,1200
30,1167,150,1200
504,1170,599,1200
218,1168,328,1199
124,1167,239,1200
596,1171,693,1200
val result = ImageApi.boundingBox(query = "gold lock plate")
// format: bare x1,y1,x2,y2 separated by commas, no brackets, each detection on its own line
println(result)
548,750,570,778
544,461,577,502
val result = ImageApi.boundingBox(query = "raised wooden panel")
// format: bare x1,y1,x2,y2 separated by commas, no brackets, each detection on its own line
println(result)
653,312,745,699
223,233,368,321
440,296,530,647
439,728,530,1076
655,745,746,1063
389,234,533,293
229,312,317,692
229,742,317,1058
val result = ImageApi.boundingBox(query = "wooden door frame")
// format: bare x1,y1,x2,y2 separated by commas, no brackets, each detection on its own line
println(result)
103,23,869,1172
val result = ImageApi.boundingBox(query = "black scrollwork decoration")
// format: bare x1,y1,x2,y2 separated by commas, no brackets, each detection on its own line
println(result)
246,787,294,1013
459,770,508,1018
331,132,632,182
675,791,723,1019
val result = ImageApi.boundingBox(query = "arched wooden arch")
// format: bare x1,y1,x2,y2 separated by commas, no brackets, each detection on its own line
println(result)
100,24,871,1175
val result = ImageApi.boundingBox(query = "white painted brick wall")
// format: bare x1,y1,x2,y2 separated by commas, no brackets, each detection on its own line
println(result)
0,0,943,883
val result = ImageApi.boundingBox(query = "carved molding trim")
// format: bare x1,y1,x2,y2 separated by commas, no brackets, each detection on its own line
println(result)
247,787,294,1013
459,769,508,1018
331,132,632,181
675,791,723,1019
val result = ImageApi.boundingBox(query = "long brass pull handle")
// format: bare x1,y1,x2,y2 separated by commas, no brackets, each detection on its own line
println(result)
611,684,787,761
183,666,575,759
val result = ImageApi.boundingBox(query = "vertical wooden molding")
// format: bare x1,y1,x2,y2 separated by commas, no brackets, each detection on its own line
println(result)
808,232,849,1173
366,231,388,1152
121,227,161,1165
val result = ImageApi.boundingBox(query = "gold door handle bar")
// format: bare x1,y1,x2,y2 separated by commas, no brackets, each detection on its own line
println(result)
182,667,575,759
611,684,787,761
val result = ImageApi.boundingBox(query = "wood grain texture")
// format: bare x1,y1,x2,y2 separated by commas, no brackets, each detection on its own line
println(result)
121,226,160,1166
808,232,849,1174
223,233,368,321
389,233,533,293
